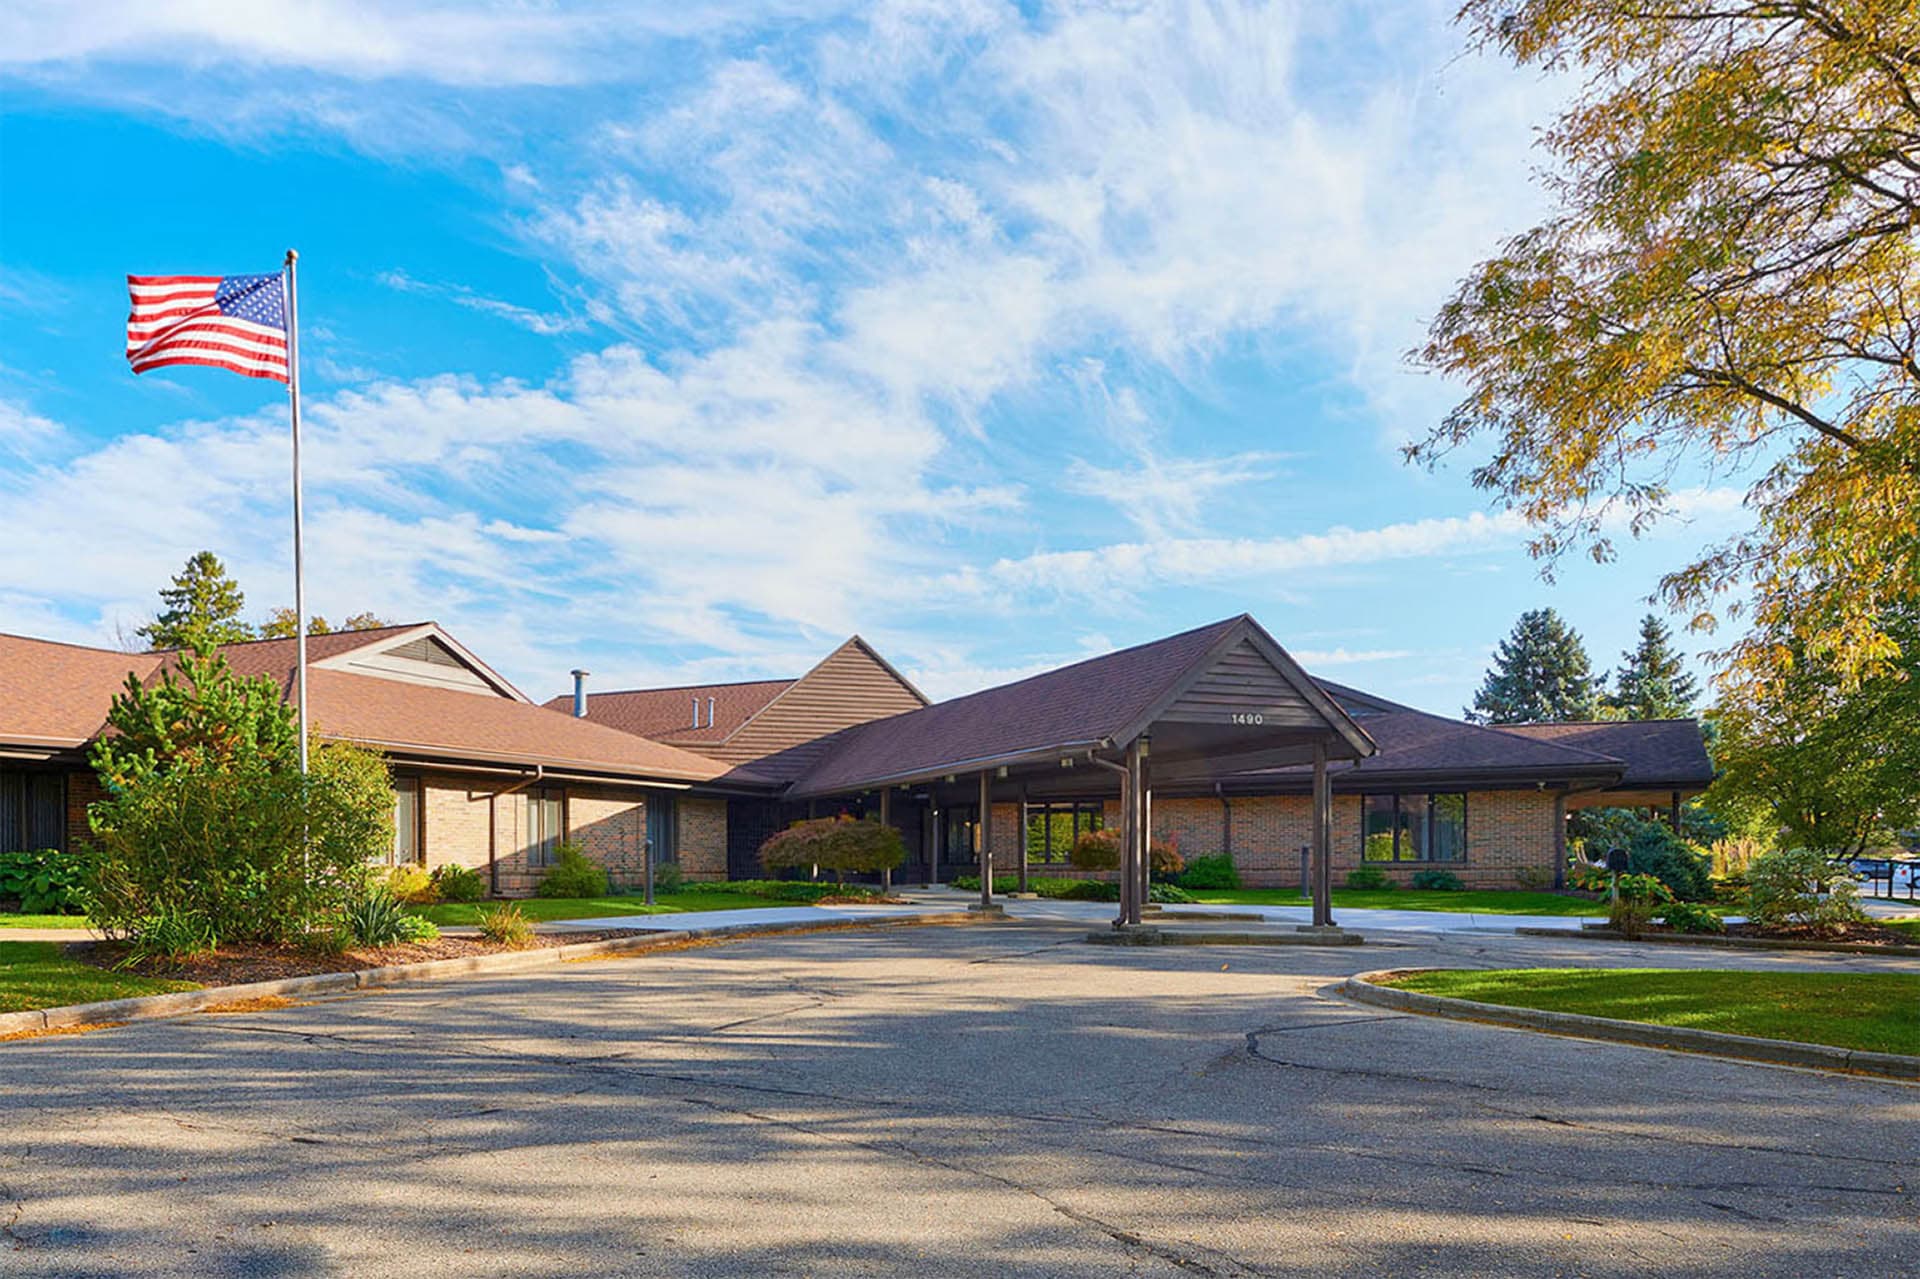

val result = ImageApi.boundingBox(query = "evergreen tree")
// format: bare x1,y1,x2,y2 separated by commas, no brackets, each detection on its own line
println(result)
1608,614,1699,720
1468,608,1603,724
137,551,254,651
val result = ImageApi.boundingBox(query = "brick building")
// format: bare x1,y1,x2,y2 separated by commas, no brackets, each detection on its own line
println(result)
1,615,1711,896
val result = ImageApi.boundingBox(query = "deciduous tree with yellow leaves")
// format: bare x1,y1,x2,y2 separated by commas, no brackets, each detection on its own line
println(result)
1414,1,1920,701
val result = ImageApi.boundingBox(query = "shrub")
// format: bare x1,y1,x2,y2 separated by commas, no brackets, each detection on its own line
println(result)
477,901,534,948
1566,863,1611,894
1345,866,1392,890
385,864,440,905
1066,827,1181,876
123,908,219,966
1512,866,1552,891
429,863,486,903
344,888,422,947
535,841,611,899
1176,853,1240,891
652,862,685,895
759,816,905,882
0,847,87,914
1149,883,1196,904
1707,836,1769,878
1607,872,1674,939
1745,848,1867,933
1623,824,1714,901
1409,868,1464,891
1659,901,1725,934
84,648,393,947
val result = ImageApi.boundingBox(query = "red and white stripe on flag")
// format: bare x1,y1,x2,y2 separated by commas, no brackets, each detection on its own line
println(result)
126,274,290,384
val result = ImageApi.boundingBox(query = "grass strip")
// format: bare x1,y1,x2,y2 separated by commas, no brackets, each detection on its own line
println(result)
0,941,200,1014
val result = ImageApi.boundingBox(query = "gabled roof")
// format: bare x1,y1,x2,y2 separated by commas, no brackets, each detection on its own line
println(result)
190,623,529,702
786,615,1373,797
0,634,162,751
549,679,796,745
0,627,736,786
1496,720,1715,789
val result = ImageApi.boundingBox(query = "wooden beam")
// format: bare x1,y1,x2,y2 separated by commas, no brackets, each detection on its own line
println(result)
977,770,994,909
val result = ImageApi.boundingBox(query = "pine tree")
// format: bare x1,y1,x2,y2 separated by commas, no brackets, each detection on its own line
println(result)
259,609,389,638
137,551,254,651
1468,608,1603,724
1609,614,1699,720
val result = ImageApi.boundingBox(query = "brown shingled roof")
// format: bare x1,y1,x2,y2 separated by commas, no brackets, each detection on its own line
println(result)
0,634,161,749
1497,720,1715,788
545,679,796,745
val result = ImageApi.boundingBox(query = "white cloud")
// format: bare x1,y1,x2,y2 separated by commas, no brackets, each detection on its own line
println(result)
377,270,588,336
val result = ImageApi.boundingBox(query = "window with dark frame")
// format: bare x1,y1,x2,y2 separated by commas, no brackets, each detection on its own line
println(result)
0,771,65,854
389,776,421,867
1025,800,1104,864
1360,793,1466,863
523,786,565,868
646,793,679,864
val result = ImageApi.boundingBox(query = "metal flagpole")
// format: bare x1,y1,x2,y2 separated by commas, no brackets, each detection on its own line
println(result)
284,249,309,777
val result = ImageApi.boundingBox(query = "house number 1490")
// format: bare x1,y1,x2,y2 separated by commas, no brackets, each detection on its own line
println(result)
1230,712,1264,725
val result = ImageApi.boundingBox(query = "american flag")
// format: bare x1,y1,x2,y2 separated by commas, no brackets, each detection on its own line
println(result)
125,272,290,383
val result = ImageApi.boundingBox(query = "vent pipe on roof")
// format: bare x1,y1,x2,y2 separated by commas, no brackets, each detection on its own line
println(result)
708,696,716,727
691,696,701,728
570,670,590,718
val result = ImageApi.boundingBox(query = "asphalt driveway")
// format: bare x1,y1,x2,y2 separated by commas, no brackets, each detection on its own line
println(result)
2,921,1915,1276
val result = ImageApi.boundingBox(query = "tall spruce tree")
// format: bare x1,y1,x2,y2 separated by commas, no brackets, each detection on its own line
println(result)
137,551,254,651
1468,608,1603,724
1609,614,1699,720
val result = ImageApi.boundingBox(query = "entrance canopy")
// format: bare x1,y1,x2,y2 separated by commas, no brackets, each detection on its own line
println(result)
785,614,1374,802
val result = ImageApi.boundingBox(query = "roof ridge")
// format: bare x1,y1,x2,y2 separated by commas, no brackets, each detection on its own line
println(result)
1503,717,1699,726
192,621,427,653
578,676,797,698
1479,720,1628,764
0,631,149,658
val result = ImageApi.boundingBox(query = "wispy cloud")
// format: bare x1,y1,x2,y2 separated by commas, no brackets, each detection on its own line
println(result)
377,269,588,336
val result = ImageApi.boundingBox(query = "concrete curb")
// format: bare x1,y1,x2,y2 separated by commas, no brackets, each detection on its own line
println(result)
1514,926,1920,957
0,911,972,1039
1341,968,1920,1082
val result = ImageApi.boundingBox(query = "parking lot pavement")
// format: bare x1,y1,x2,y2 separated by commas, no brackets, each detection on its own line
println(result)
2,921,1915,1277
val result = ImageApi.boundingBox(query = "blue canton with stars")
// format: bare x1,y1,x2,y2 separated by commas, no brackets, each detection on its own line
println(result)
214,273,286,331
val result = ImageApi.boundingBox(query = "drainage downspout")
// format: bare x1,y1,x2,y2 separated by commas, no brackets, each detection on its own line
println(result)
1215,782,1233,860
488,765,545,897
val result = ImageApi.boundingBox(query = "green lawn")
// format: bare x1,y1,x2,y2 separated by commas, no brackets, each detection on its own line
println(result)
415,890,791,926
1384,967,1920,1056
0,941,199,1015
1882,916,1920,941
0,913,91,929
1188,888,1612,917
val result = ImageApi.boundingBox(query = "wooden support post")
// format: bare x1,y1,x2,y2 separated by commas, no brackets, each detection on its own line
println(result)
1018,786,1030,895
1138,758,1152,915
977,770,994,909
879,787,892,894
1126,738,1146,927
1311,743,1333,928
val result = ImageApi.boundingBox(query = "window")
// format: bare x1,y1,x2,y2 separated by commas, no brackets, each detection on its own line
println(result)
646,794,678,864
0,771,65,853
388,777,421,867
523,787,565,867
1360,793,1466,863
1025,801,1103,864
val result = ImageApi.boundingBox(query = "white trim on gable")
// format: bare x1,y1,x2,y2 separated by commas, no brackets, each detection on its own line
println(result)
312,624,530,702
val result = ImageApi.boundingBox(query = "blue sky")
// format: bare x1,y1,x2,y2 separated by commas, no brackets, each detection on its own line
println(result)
0,1,1745,713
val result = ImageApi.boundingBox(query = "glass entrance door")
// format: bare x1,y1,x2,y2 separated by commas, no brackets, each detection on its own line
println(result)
942,805,978,869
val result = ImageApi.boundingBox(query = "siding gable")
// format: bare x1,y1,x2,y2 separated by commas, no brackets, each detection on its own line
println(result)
711,637,928,765
1158,637,1323,728
322,630,517,699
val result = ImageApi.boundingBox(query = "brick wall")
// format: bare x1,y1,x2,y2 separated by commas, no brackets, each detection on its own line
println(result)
65,768,104,851
679,797,727,881
567,784,649,893
998,788,1560,890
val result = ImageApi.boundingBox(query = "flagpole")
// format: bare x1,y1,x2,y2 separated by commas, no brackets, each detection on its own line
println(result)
284,248,309,777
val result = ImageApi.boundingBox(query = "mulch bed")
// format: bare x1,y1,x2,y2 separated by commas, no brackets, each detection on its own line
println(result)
1725,920,1918,947
68,931,631,986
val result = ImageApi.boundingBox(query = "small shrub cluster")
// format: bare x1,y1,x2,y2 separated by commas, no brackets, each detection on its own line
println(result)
1067,828,1183,877
1623,824,1713,901
1744,848,1867,933
1566,863,1612,894
344,888,440,946
535,841,610,899
385,864,440,905
1659,901,1725,934
1345,866,1393,891
1176,853,1240,891
477,901,534,948
760,816,905,883
1409,868,1465,891
123,908,220,966
651,862,685,895
0,847,87,914
429,863,486,902
1607,872,1674,939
